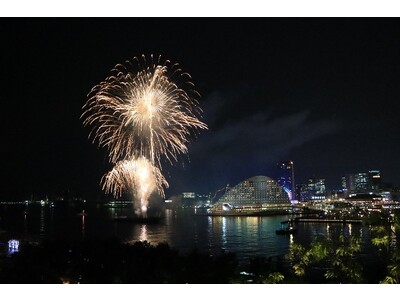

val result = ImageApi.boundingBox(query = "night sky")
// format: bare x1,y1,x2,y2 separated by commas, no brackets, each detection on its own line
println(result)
1,18,400,201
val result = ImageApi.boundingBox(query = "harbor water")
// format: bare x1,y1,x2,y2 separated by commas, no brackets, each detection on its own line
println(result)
0,203,373,263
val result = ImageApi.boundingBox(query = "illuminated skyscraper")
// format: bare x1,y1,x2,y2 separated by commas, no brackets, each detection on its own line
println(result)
354,173,369,193
343,171,381,194
369,170,381,192
342,174,356,194
277,161,295,200
296,183,308,202
307,177,326,200
296,178,326,201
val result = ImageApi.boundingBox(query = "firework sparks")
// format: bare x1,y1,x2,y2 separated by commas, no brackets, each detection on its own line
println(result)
101,157,169,213
82,54,207,214
82,54,207,168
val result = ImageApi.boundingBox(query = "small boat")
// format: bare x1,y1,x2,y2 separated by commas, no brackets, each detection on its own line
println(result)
276,219,297,235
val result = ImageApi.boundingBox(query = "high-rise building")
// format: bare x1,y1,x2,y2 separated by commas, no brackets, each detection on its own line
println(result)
341,175,349,197
307,177,326,200
354,173,369,193
295,183,308,202
343,171,381,194
369,170,382,192
342,174,356,194
277,161,295,200
341,176,347,191
295,177,326,201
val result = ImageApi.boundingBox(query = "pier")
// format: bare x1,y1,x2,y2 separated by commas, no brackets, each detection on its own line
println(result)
293,217,362,224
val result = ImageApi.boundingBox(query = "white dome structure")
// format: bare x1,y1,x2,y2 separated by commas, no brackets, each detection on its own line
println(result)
216,175,290,207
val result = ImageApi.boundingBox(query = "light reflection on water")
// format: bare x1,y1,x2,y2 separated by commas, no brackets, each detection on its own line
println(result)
0,205,372,263
139,225,147,241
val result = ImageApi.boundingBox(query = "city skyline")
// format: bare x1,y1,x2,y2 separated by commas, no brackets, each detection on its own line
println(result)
1,18,400,200
2,7,400,288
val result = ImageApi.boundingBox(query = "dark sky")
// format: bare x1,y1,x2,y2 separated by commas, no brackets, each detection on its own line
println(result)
1,18,400,200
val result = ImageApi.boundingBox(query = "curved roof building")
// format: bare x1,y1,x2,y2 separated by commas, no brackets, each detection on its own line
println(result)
217,176,291,207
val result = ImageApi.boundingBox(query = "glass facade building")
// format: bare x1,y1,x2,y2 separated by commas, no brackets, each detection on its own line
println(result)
341,170,383,199
306,177,326,200
369,170,382,192
355,173,369,193
343,172,377,194
296,178,326,201
217,176,290,207
277,161,295,200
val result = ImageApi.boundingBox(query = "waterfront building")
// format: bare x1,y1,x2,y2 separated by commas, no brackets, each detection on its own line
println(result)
369,170,382,192
181,192,211,208
295,177,326,201
215,175,290,208
354,173,369,193
342,174,356,194
295,183,308,202
277,161,295,200
342,173,368,193
307,177,326,201
182,192,196,207
341,176,348,196
330,189,346,200
343,171,381,194
346,193,383,209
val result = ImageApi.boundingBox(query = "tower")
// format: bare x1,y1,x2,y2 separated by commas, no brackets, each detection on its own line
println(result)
369,170,381,192
277,161,295,201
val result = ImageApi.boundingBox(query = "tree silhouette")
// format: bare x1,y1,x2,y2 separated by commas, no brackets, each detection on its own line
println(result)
286,234,362,283
369,209,400,284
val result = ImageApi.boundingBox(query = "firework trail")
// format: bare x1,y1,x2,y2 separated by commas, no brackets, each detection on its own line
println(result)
82,54,207,214
102,157,168,214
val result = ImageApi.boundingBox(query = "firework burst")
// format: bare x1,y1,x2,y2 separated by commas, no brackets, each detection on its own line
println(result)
101,157,168,213
82,54,207,213
82,54,207,168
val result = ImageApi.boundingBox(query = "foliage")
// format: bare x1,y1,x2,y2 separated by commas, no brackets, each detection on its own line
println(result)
231,256,285,284
0,239,239,283
263,272,284,284
286,234,362,283
379,249,400,284
369,209,400,284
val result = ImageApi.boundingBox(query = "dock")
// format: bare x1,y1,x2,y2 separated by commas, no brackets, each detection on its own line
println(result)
294,217,362,224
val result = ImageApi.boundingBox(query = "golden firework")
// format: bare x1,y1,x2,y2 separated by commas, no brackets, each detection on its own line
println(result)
82,54,207,168
101,157,168,212
82,54,207,213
